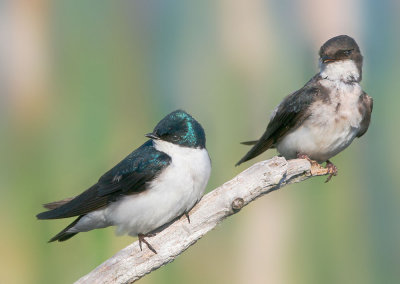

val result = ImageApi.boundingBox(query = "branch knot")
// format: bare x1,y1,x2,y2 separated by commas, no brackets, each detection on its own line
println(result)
231,197,244,211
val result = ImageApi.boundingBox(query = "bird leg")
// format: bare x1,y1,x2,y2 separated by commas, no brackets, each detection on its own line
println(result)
184,212,191,224
324,160,338,183
138,233,157,254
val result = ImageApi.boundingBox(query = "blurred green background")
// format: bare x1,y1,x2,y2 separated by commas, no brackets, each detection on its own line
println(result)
1,0,399,283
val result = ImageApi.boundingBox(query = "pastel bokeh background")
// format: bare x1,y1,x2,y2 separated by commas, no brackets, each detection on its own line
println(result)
1,1,399,283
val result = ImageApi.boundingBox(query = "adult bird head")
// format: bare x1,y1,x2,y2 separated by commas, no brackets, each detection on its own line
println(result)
145,110,206,149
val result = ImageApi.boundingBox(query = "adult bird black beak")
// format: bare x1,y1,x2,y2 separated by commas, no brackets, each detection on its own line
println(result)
145,133,159,139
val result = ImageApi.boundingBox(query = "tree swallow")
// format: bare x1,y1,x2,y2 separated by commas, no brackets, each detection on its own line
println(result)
236,35,373,182
37,110,211,253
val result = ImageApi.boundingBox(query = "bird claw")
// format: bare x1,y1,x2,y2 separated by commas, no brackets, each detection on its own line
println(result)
184,212,191,224
138,233,157,254
297,154,338,182
297,153,317,165
324,160,338,183
297,154,322,174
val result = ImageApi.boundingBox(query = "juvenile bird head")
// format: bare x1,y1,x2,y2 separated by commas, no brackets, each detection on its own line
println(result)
319,35,363,82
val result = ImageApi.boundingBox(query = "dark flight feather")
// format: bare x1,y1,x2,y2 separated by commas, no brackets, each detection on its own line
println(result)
357,92,373,138
240,140,258,145
37,140,171,220
48,216,83,242
43,198,74,210
236,76,329,166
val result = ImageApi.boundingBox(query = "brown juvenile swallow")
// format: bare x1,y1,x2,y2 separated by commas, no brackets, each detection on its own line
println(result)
236,35,373,182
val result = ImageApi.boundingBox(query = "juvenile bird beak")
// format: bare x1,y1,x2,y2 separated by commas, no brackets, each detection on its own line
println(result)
145,133,159,140
321,56,335,63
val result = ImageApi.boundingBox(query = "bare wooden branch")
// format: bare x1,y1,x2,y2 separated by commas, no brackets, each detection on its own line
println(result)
75,157,329,284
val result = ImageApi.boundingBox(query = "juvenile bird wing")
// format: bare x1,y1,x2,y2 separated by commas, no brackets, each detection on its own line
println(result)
236,77,326,166
357,91,373,138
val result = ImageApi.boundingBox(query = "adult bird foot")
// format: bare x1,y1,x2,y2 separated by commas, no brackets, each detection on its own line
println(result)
138,233,157,254
184,212,191,224
325,160,338,183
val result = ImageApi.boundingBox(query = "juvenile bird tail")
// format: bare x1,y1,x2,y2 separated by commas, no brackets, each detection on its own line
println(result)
236,139,274,166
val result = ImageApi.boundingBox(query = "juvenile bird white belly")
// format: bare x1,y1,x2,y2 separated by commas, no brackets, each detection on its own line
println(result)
95,140,211,236
277,80,363,163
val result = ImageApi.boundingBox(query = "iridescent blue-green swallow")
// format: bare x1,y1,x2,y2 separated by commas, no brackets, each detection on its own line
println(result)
237,35,373,182
37,110,211,253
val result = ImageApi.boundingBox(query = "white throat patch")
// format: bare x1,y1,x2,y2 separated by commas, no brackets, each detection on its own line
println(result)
319,60,359,82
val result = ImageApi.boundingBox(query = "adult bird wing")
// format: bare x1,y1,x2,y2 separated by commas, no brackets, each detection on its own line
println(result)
236,77,325,166
36,140,171,219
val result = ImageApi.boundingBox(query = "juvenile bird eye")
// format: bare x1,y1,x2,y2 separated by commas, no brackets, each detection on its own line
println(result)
343,49,353,56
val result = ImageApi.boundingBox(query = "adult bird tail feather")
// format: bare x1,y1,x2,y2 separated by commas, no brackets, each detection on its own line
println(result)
43,197,74,210
48,216,83,242
36,184,106,220
240,140,258,145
